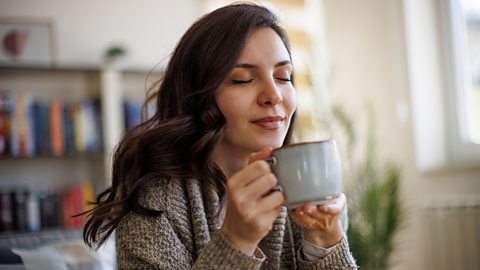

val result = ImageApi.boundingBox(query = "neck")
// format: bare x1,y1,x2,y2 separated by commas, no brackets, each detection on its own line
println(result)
211,143,251,178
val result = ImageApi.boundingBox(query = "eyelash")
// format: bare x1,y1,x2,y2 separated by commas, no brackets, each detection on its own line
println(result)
232,78,291,84
232,79,253,84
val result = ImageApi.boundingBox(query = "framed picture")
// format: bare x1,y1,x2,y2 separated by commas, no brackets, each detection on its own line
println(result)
0,18,57,67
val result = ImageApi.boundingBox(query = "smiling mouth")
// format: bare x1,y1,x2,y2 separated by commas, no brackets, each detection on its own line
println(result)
251,116,285,129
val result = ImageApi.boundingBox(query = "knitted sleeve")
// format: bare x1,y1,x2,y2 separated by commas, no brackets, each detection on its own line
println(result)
193,231,266,270
116,211,265,269
116,211,193,269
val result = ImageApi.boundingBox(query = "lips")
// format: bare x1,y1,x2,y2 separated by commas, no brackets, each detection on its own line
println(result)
251,116,285,129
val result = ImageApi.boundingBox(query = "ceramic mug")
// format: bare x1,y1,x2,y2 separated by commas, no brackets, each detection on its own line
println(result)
269,140,343,209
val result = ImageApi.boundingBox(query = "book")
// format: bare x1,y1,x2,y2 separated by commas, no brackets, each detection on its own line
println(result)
10,92,36,157
82,100,101,153
0,190,13,232
50,100,65,156
0,92,13,156
124,99,142,130
0,91,6,156
63,104,76,155
39,190,61,229
26,190,40,232
10,189,28,231
60,182,95,229
33,102,51,156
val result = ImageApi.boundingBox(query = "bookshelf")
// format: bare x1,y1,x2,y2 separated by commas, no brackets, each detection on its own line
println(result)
0,66,152,234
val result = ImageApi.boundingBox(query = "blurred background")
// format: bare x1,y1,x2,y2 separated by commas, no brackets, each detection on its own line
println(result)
0,0,479,269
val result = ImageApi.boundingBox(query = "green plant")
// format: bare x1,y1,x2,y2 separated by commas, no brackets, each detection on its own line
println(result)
331,104,404,270
104,45,126,60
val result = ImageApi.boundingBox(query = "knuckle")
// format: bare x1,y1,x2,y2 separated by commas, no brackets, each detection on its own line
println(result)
274,192,285,205
266,173,278,187
243,211,258,225
253,160,270,172
237,198,251,212
231,193,244,207
260,161,271,171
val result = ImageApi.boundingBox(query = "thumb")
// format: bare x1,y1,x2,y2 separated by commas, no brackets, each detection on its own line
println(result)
248,147,274,164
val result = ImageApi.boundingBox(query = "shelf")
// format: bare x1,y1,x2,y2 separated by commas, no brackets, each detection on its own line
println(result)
0,64,163,74
0,229,83,248
0,153,104,161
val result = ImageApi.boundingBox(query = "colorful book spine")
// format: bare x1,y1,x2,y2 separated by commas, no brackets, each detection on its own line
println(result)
124,99,143,130
39,190,61,229
0,92,12,156
33,102,51,156
50,100,65,156
26,190,40,232
9,92,35,157
63,104,76,155
0,181,95,232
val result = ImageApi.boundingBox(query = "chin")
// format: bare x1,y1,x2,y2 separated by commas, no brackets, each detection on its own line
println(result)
259,138,284,150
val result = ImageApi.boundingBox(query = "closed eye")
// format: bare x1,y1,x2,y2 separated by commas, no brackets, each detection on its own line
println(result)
232,79,253,84
276,78,291,82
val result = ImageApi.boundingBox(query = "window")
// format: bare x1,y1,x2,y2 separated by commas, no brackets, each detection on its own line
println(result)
403,0,480,171
442,0,480,163
456,0,480,144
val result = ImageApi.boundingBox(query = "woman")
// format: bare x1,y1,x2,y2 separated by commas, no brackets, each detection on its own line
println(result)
83,3,357,269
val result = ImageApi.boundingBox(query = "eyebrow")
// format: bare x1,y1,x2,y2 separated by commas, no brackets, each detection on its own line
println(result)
234,60,291,69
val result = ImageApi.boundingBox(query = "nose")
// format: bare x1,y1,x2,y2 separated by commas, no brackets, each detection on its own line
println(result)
258,79,283,106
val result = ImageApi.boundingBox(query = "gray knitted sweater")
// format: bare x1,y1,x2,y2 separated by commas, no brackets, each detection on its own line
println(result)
116,177,358,269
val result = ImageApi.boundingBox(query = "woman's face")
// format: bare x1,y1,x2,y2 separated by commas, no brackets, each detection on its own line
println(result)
215,27,297,156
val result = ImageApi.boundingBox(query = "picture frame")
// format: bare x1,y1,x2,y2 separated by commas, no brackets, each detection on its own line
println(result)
0,18,57,67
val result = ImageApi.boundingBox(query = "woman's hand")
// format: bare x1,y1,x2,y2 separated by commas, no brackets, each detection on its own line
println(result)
220,148,284,256
289,193,346,248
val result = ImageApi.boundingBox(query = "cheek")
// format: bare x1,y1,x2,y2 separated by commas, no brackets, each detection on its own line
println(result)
216,91,244,123
284,89,297,116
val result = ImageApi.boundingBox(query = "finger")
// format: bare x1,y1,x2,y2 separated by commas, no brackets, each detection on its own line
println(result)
244,172,278,198
229,160,271,189
298,203,317,215
291,208,334,230
318,193,346,214
305,207,335,223
257,205,283,231
290,208,318,228
248,147,273,164
256,190,284,213
288,209,305,226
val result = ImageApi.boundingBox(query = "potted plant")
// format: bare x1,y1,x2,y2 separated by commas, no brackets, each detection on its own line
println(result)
331,104,405,270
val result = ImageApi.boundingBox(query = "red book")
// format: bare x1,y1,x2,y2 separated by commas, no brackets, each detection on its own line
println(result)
61,186,77,229
61,183,90,229
50,100,64,156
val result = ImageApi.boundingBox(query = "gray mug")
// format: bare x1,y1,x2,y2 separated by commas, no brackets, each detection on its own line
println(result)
269,140,343,209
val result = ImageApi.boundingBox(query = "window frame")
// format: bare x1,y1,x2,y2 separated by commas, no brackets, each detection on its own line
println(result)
403,0,480,172
440,0,480,164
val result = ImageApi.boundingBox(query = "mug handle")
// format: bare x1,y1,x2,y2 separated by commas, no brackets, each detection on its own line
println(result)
265,156,283,193
265,156,277,166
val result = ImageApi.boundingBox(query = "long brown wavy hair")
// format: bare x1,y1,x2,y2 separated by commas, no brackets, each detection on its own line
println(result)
82,2,296,248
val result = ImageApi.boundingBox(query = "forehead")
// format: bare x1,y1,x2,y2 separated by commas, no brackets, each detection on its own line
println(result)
236,27,290,63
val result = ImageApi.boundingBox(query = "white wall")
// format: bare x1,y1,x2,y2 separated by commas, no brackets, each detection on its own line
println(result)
323,0,480,269
0,0,198,69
